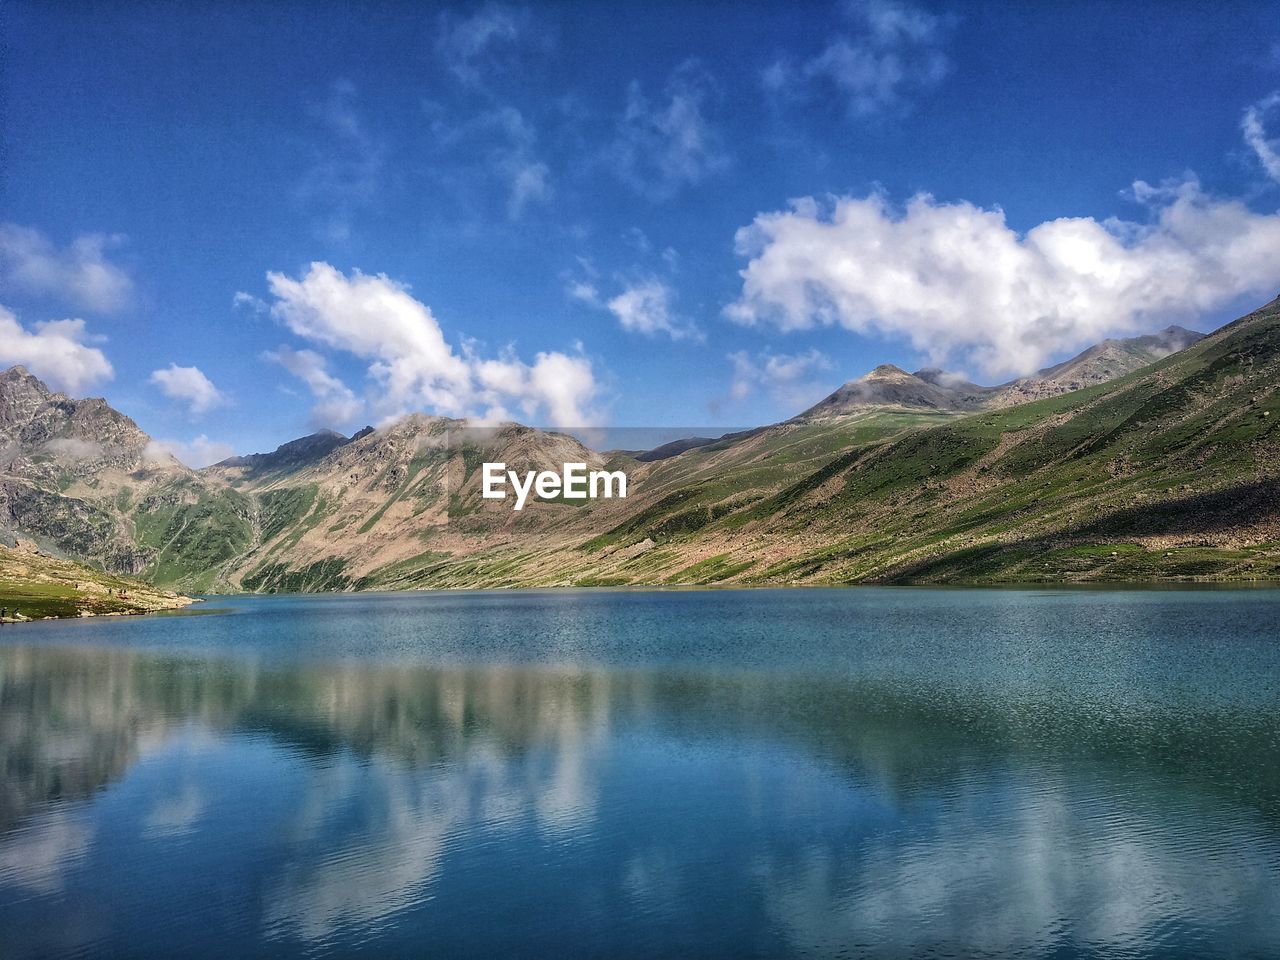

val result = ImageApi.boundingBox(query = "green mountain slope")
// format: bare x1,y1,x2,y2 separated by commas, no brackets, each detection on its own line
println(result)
604,297,1279,584
249,298,1274,589
0,540,193,619
391,297,1275,587
0,305,1271,590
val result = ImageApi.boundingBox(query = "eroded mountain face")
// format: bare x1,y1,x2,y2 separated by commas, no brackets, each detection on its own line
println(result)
0,307,1273,591
0,366,196,574
0,366,160,475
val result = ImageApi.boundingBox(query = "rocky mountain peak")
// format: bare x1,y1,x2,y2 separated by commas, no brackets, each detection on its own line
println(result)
801,364,990,418
0,366,57,429
0,365,152,469
210,428,354,480
865,364,912,379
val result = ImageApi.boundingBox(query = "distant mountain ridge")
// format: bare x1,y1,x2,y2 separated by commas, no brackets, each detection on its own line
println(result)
800,363,990,417
988,325,1205,408
799,326,1206,419
0,309,1273,590
210,429,355,480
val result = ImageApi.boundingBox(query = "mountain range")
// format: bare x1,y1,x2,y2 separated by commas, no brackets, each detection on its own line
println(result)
1,302,1277,591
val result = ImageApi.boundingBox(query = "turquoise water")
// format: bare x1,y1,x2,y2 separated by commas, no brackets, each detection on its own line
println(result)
1,587,1278,958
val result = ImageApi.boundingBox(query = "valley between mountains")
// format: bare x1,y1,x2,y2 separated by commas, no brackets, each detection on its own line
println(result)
2,300,1278,593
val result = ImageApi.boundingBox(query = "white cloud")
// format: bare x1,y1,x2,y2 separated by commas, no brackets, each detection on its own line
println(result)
0,305,114,394
471,348,599,426
727,179,1280,378
149,363,227,415
144,435,236,469
728,348,834,407
566,268,699,341
1243,91,1280,183
265,345,364,426
609,62,728,200
0,223,133,312
606,278,698,340
264,262,602,426
267,263,472,412
765,0,950,117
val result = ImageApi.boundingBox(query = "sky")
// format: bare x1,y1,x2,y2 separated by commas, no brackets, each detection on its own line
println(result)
3,0,1280,464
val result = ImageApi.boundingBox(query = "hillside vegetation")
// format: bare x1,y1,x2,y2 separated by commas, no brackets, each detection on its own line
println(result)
0,541,194,619
0,301,1276,591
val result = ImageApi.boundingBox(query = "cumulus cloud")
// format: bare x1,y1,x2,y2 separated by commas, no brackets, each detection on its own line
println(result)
0,223,133,312
609,61,729,200
263,262,602,426
568,273,699,340
267,263,471,410
606,279,699,340
727,348,834,408
149,363,227,415
765,0,951,117
144,435,236,469
0,305,114,394
470,348,600,426
727,179,1280,378
1243,91,1280,182
265,345,364,426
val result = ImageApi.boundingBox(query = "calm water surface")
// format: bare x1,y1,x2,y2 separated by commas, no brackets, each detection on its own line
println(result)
1,587,1278,959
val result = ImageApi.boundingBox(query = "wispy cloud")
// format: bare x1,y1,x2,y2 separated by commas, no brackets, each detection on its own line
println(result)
427,104,552,221
297,80,386,242
1243,91,1280,183
264,345,363,427
435,3,550,88
0,223,133,313
727,348,835,408
606,279,698,340
765,0,952,118
608,61,729,200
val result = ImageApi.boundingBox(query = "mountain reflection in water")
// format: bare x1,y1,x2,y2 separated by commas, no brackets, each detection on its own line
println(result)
1,589,1279,959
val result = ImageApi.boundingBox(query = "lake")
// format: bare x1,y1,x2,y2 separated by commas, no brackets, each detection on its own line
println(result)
1,587,1278,959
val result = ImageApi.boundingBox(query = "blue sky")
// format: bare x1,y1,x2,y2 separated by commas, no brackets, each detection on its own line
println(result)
3,0,1280,463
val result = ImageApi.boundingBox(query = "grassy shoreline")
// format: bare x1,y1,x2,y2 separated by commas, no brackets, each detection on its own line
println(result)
0,542,194,622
